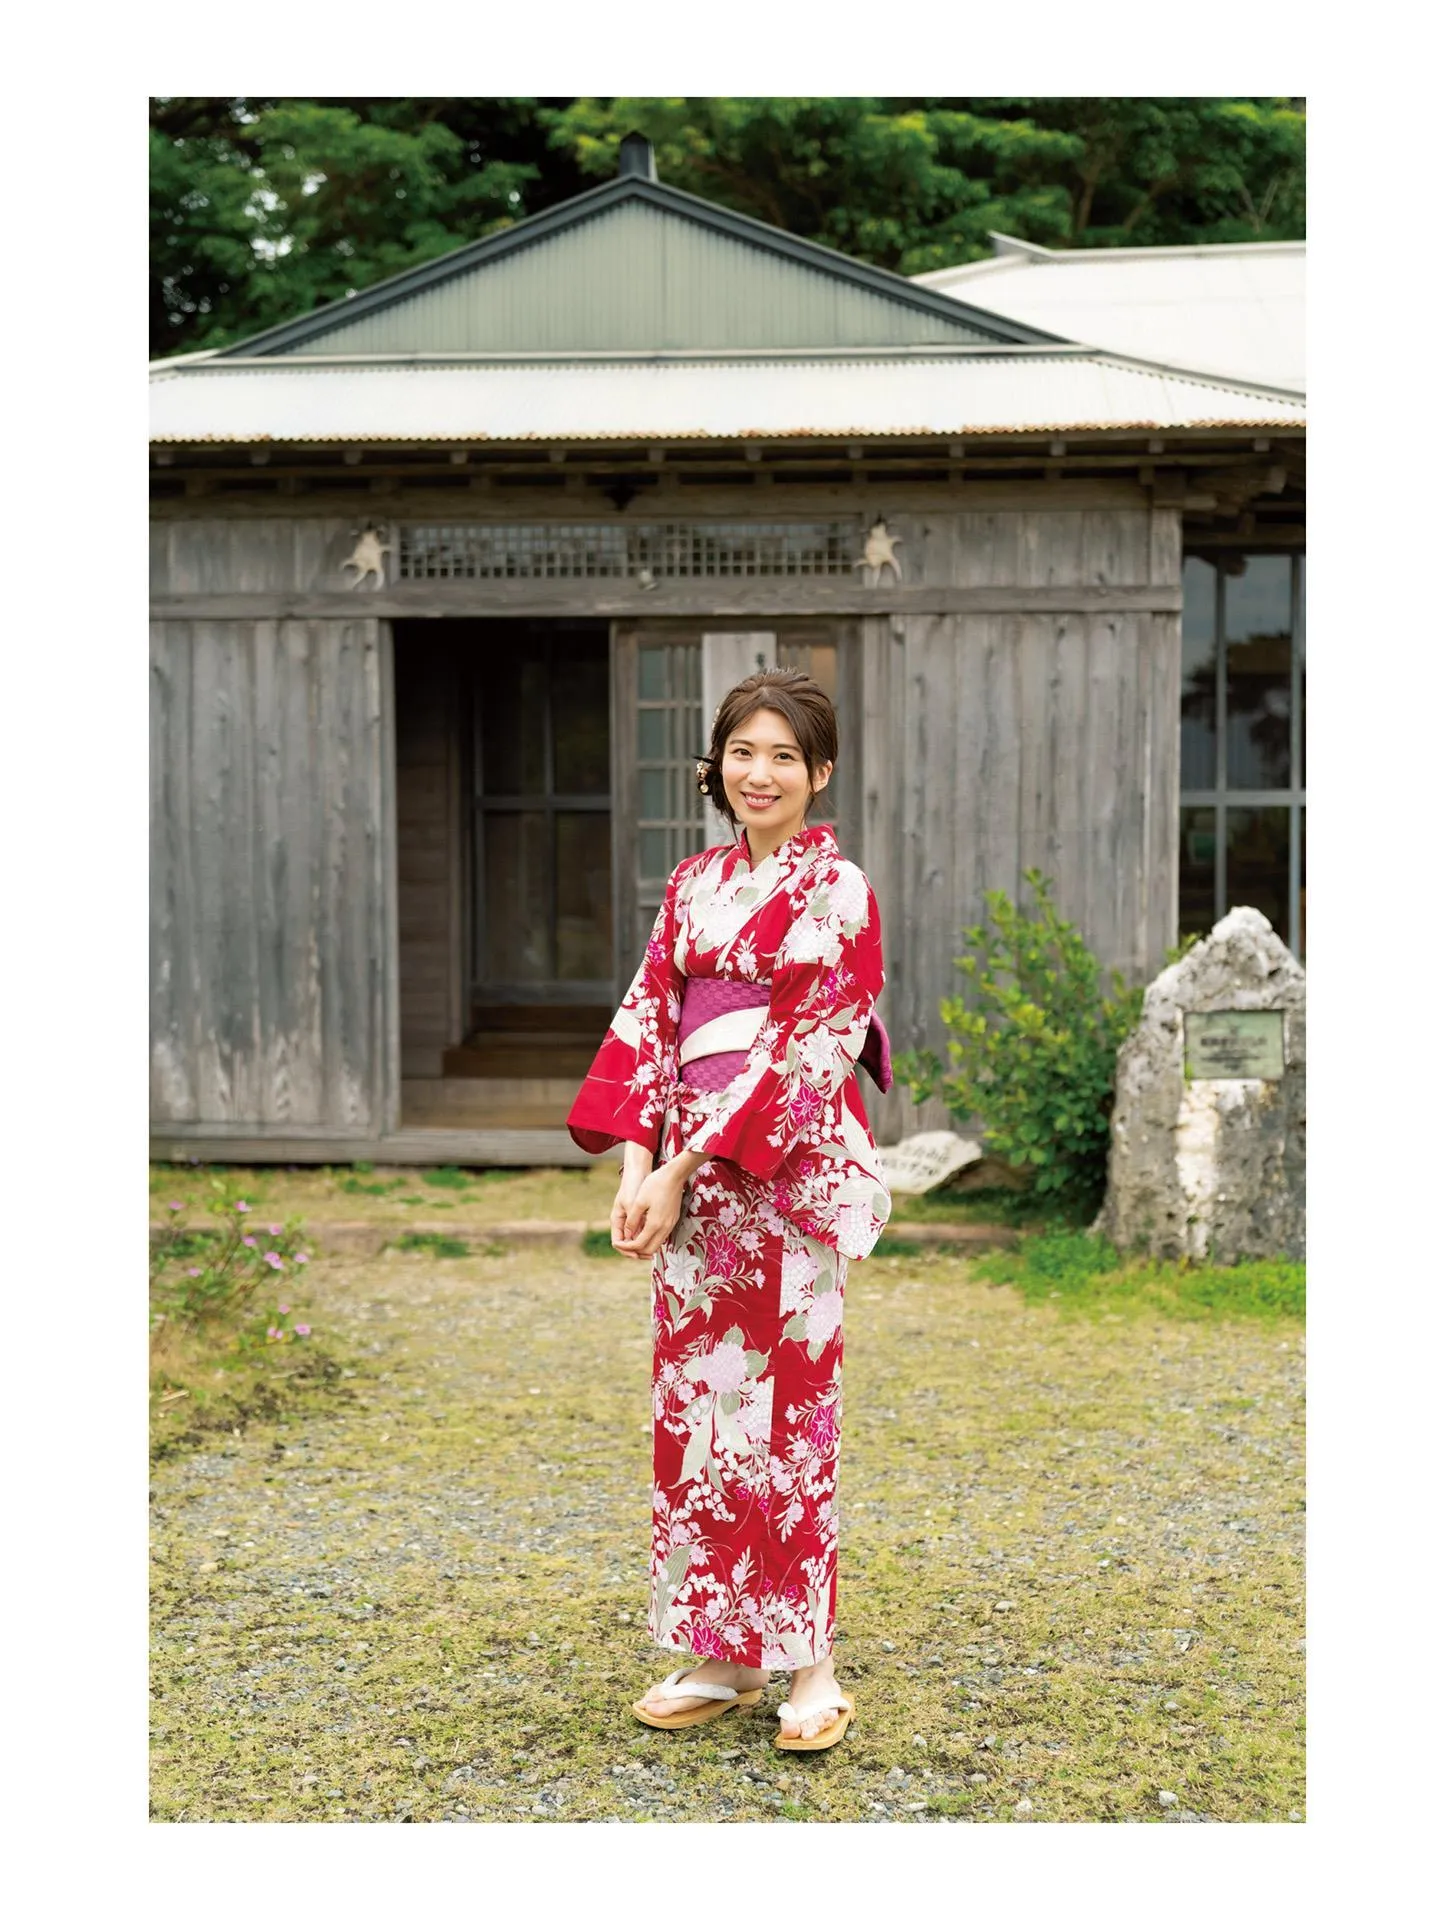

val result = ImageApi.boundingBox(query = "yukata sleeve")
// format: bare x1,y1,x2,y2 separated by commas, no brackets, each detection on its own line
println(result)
683,858,884,1182
566,862,689,1156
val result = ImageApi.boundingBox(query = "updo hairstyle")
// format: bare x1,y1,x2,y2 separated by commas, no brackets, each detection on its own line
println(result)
698,669,838,822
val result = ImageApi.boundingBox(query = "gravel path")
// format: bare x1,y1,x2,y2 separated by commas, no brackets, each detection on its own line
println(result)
150,1239,1305,1823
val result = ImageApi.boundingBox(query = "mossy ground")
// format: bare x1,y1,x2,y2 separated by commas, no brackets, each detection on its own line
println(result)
150,1168,1305,1824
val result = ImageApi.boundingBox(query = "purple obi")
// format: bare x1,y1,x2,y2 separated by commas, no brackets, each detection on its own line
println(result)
676,975,893,1095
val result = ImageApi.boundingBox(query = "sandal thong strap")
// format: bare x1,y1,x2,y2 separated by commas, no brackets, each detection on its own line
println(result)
655,1665,742,1702
778,1695,852,1726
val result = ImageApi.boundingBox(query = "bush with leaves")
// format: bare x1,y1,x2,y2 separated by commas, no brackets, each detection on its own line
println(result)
898,870,1167,1217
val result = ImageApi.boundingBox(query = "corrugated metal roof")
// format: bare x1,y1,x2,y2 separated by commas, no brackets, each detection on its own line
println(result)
915,237,1305,391
150,350,1305,444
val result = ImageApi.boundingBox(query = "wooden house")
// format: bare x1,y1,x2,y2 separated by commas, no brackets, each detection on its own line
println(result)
149,134,1306,1165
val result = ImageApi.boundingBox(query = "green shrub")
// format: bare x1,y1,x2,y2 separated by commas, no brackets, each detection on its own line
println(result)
897,870,1146,1217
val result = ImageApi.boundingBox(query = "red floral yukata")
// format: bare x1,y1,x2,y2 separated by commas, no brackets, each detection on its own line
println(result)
567,822,891,1671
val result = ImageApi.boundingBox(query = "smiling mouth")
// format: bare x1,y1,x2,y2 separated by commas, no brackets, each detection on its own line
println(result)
741,793,780,807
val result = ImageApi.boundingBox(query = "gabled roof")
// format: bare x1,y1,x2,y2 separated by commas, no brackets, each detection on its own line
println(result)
915,233,1305,391
212,175,1064,361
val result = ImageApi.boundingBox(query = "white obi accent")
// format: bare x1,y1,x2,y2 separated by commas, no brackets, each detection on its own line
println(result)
677,1007,769,1065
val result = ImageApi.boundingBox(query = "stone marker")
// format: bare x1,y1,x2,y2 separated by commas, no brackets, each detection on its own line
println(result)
1096,907,1305,1262
878,1130,983,1195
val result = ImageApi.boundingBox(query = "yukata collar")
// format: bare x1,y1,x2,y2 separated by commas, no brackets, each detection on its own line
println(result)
721,820,836,882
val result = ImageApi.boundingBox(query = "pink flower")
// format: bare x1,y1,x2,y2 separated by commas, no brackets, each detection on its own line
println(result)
783,1584,802,1603
294,1323,311,1337
235,1201,250,1212
688,1621,729,1659
788,1084,823,1127
264,1251,284,1270
699,1341,748,1395
186,1267,201,1277
267,1224,281,1236
168,1201,183,1212
242,1236,256,1248
806,1404,838,1451
266,1327,281,1340
805,1290,844,1344
293,1253,309,1265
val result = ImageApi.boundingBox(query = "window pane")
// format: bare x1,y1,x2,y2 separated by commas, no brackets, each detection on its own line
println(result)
551,634,610,795
639,768,667,820
1226,557,1293,789
638,647,667,700
478,655,546,796
639,827,668,882
555,813,613,980
481,811,549,981
1180,558,1218,790
1179,805,1218,941
1297,556,1306,790
637,706,668,759
1297,805,1307,961
1227,806,1291,945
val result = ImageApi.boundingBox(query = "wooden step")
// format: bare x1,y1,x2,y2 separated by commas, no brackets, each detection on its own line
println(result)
402,1077,579,1130
443,1032,598,1079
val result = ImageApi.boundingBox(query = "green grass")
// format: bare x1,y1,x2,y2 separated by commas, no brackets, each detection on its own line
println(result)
151,1194,1304,1824
393,1232,473,1259
973,1230,1305,1323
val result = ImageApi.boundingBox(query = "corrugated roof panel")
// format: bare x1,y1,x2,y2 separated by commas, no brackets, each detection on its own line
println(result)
149,353,1306,444
916,244,1305,390
280,201,995,357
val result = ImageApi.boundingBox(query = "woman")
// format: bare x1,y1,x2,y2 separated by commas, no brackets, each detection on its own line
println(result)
567,669,892,1753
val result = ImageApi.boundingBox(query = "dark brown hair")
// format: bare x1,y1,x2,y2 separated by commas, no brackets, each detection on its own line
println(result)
699,669,838,821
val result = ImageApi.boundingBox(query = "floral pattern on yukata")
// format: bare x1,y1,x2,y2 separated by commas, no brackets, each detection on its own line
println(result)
566,822,891,1669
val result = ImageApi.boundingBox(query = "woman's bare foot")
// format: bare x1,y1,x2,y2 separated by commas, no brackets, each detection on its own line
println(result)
635,1659,771,1716
780,1654,848,1740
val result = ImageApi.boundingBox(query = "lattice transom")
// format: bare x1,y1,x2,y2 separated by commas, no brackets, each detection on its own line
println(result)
396,521,859,581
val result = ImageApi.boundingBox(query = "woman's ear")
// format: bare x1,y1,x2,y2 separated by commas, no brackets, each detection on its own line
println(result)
812,759,834,794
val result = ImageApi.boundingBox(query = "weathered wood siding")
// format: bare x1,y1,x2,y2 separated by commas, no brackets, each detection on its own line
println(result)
859,505,1181,1140
150,617,391,1132
393,631,465,1077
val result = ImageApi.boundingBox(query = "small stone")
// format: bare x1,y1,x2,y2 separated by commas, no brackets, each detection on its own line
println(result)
887,1765,906,1781
994,1600,1013,1612
336,1658,347,1670
911,1734,927,1748
616,1611,631,1623
1158,1790,1179,1807
1014,1798,1033,1816
881,1641,896,1652
980,1734,997,1748
904,1801,929,1813
969,1773,989,1786
198,1561,220,1575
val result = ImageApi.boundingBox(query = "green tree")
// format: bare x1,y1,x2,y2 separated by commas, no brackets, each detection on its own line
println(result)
151,96,1306,358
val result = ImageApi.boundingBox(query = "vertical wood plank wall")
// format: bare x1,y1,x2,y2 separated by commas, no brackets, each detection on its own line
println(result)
149,617,389,1131
860,507,1181,1140
393,632,465,1076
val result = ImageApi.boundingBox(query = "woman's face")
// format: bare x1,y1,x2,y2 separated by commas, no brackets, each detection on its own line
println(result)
721,707,831,838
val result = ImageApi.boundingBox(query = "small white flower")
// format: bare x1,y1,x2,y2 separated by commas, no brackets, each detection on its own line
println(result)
835,1202,877,1260
800,1026,841,1077
699,1341,749,1394
805,1290,844,1343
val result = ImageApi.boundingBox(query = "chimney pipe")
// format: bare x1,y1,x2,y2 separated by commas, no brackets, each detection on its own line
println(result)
618,132,657,181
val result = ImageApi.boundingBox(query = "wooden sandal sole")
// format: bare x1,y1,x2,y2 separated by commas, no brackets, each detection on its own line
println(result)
774,1695,855,1751
631,1687,764,1729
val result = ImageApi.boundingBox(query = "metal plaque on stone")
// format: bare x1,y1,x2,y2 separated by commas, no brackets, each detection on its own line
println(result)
1183,1009,1285,1081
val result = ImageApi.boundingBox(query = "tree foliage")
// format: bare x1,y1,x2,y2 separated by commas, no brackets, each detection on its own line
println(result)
151,96,1305,359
